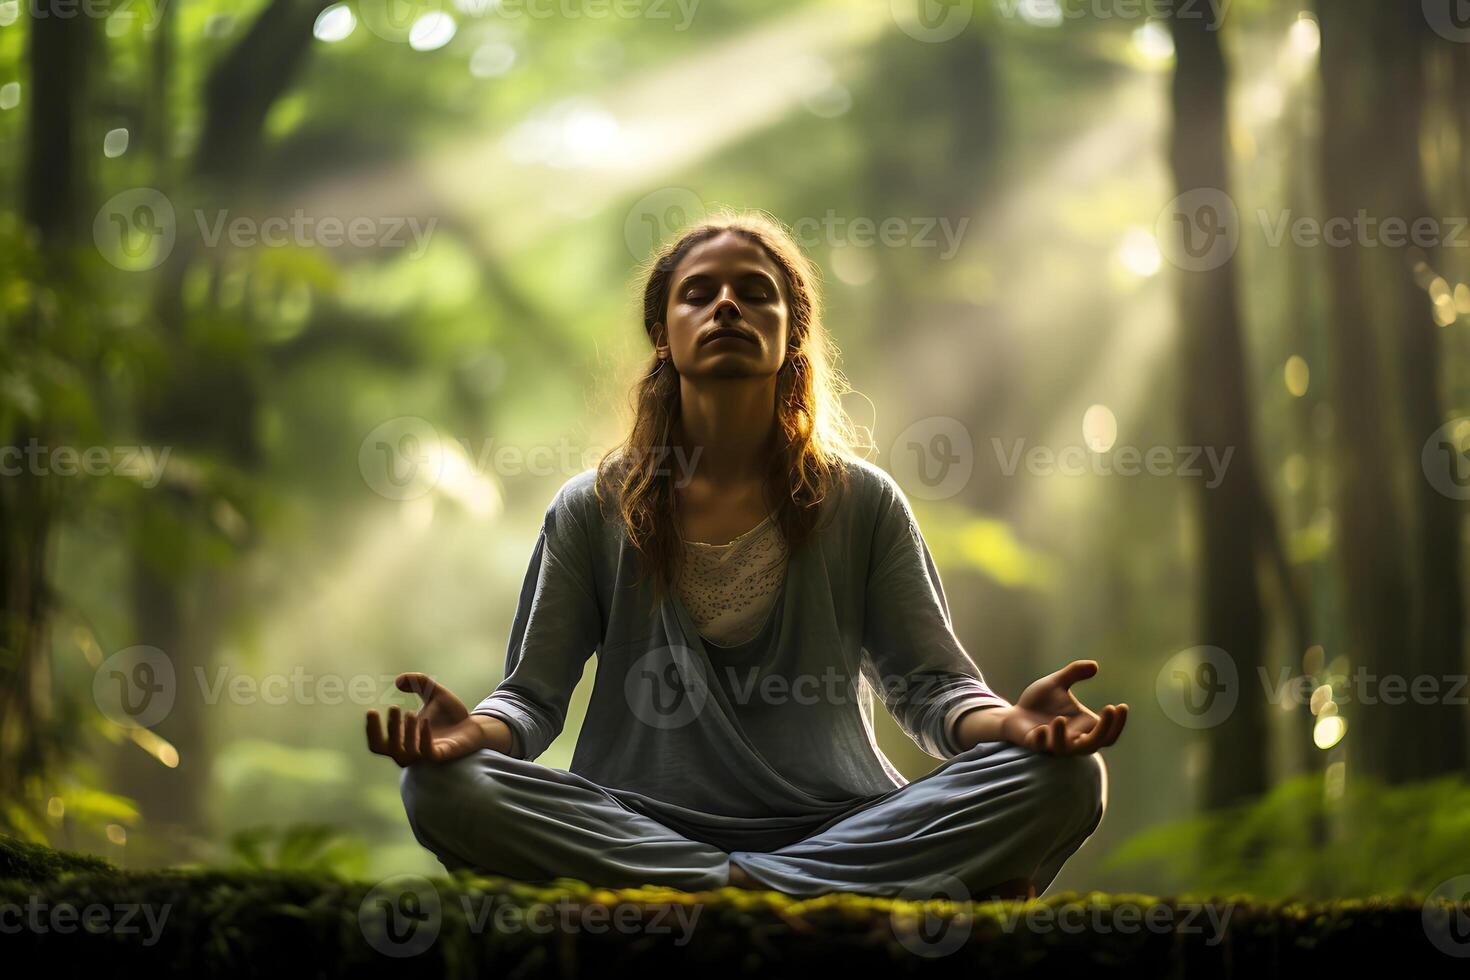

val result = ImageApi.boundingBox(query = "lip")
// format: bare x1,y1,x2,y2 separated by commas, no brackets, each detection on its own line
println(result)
701,326,758,346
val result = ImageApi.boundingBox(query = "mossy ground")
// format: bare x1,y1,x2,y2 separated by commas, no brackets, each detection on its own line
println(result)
1,834,1463,977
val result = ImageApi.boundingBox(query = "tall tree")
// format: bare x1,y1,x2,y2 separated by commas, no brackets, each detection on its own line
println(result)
1165,6,1275,807
1315,0,1465,782
117,0,336,842
0,10,96,816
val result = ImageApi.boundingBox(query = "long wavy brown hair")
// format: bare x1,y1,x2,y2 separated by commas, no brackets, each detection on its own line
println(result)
594,209,874,616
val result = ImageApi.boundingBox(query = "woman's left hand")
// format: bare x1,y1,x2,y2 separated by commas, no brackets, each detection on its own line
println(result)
998,660,1127,756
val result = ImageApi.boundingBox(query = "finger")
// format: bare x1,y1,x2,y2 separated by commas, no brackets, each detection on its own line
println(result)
1102,704,1128,746
397,672,437,705
366,711,387,755
1072,706,1115,753
418,713,434,760
1067,707,1107,753
402,711,419,762
1049,716,1069,754
1049,659,1100,691
387,705,403,752
1032,719,1055,753
1025,722,1047,752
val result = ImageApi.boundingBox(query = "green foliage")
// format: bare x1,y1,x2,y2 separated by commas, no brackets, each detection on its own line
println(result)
0,832,113,883
1102,770,1470,899
225,823,369,878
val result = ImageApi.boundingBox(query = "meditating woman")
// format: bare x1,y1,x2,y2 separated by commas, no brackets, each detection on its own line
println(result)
365,210,1127,900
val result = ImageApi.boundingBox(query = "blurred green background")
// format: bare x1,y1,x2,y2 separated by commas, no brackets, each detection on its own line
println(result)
2,0,1468,899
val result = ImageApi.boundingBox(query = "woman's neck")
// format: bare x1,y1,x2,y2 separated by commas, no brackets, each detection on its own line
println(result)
675,375,778,483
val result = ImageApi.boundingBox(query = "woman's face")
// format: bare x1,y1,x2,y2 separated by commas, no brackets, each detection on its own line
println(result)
655,230,790,379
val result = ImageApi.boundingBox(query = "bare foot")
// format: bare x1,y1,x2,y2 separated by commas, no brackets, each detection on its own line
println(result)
727,861,763,890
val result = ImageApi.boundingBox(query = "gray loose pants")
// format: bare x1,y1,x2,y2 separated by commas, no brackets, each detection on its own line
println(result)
399,739,1107,899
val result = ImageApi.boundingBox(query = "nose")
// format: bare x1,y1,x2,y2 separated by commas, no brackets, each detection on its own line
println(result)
713,285,741,323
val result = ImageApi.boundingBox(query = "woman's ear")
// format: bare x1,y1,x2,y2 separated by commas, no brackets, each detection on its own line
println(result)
651,321,669,358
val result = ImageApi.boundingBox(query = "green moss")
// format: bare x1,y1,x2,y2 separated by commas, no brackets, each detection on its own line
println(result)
0,833,114,883
2,835,1466,977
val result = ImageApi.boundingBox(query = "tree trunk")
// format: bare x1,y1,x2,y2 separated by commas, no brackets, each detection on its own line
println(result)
115,0,331,850
1374,4,1466,779
1165,8,1271,807
1313,0,1422,783
0,5,94,816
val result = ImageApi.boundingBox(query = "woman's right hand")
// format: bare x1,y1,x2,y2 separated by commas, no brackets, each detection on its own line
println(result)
366,672,490,766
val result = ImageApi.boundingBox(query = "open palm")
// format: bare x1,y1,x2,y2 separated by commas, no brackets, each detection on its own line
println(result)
1001,660,1127,756
365,672,483,766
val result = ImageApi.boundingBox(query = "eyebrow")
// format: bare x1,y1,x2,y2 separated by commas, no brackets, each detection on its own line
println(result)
675,270,780,291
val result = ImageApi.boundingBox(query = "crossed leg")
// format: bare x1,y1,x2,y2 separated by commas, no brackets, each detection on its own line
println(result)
400,739,1106,900
399,748,732,892
725,740,1107,899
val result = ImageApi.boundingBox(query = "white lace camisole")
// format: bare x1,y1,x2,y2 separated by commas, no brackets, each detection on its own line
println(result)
677,513,790,648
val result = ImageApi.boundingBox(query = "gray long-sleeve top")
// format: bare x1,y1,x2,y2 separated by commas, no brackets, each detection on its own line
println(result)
472,455,1011,853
